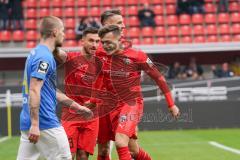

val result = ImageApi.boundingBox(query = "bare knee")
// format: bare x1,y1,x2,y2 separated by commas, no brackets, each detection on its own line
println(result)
115,133,129,148
98,143,110,156
76,149,89,160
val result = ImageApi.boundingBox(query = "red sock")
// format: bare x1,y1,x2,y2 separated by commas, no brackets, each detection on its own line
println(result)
97,155,110,160
136,148,152,160
117,146,132,160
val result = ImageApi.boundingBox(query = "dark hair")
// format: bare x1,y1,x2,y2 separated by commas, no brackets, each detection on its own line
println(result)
82,27,99,37
100,9,122,25
98,25,121,38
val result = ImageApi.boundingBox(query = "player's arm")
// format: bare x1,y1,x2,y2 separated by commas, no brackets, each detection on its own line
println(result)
56,89,93,118
140,54,180,118
28,77,43,144
53,47,67,63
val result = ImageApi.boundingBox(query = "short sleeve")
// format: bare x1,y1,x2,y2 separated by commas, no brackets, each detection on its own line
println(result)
31,55,52,81
137,50,154,67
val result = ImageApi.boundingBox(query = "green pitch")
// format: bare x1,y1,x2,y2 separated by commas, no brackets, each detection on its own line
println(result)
0,128,240,160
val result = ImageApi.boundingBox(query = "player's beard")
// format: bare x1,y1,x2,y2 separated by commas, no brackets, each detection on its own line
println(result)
103,42,120,55
55,39,63,47
83,46,95,58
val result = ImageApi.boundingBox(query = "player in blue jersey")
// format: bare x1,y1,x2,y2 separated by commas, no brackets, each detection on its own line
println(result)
17,16,92,160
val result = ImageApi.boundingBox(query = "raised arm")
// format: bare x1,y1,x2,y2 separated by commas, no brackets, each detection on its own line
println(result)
53,47,67,63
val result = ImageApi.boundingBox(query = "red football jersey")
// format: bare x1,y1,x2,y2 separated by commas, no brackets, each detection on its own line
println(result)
61,52,103,121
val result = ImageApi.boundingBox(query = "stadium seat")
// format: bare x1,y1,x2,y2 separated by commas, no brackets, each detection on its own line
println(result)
65,29,76,40
218,13,230,24
232,24,240,34
142,37,154,44
206,24,217,35
179,14,191,25
233,34,240,41
128,16,139,26
155,15,164,26
167,26,178,36
65,7,75,18
220,35,232,42
193,25,204,35
116,6,126,16
207,35,218,42
77,0,87,7
13,30,24,42
52,0,62,7
127,0,138,5
219,24,230,35
166,4,176,15
103,0,113,6
65,18,76,29
152,0,164,5
64,0,75,7
26,30,38,41
26,9,37,19
194,36,205,43
153,5,164,15
77,7,88,17
90,7,101,17
180,25,191,36
128,6,138,16
205,0,214,2
128,27,140,37
231,12,240,23
205,3,216,13
39,8,50,18
181,36,192,43
168,37,179,44
155,26,165,37
39,0,49,8
131,38,140,45
26,0,37,8
165,0,176,4
229,2,240,12
114,0,125,6
166,15,178,25
192,14,203,24
51,8,63,17
156,37,166,44
26,41,37,48
64,40,77,47
102,6,112,13
24,19,37,30
0,30,11,42
205,14,217,24
142,27,154,37
89,0,100,6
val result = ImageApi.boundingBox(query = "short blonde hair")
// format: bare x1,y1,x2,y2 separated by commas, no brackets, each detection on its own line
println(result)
39,16,62,39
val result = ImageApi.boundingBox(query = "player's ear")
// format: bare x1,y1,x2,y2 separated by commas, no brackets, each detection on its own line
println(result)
52,29,58,37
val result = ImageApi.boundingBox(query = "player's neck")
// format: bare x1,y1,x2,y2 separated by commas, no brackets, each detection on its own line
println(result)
39,39,55,52
81,47,93,60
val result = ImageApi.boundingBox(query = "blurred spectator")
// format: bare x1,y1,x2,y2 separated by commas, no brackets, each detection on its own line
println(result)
188,0,205,14
137,3,156,28
177,0,190,15
75,17,101,40
182,57,204,80
211,62,234,78
230,57,240,76
218,0,229,12
168,62,183,79
9,0,24,30
0,0,9,30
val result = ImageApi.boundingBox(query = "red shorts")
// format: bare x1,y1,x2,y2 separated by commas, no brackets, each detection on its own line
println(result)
98,100,143,144
62,119,99,155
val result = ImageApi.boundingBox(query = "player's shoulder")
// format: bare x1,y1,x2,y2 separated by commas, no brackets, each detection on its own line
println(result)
66,51,81,60
124,48,147,60
32,45,53,62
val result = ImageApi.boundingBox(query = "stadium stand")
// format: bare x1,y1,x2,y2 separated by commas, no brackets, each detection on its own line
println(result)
0,0,239,47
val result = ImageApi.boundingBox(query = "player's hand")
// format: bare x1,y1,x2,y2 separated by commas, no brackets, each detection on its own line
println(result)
70,102,94,119
28,125,40,144
169,105,180,119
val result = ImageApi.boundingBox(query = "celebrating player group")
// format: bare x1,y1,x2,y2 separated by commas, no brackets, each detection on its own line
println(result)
17,9,180,160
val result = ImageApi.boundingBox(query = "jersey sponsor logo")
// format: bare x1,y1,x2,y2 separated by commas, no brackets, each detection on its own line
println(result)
123,57,132,65
119,115,127,123
37,61,49,74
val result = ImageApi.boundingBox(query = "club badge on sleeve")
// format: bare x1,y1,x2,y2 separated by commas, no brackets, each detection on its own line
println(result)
37,61,49,74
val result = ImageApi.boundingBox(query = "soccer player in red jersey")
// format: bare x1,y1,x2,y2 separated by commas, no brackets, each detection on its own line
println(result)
97,25,180,160
55,27,102,159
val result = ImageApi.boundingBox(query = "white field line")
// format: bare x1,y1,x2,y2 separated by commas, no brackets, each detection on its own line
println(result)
0,137,10,143
209,141,240,155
